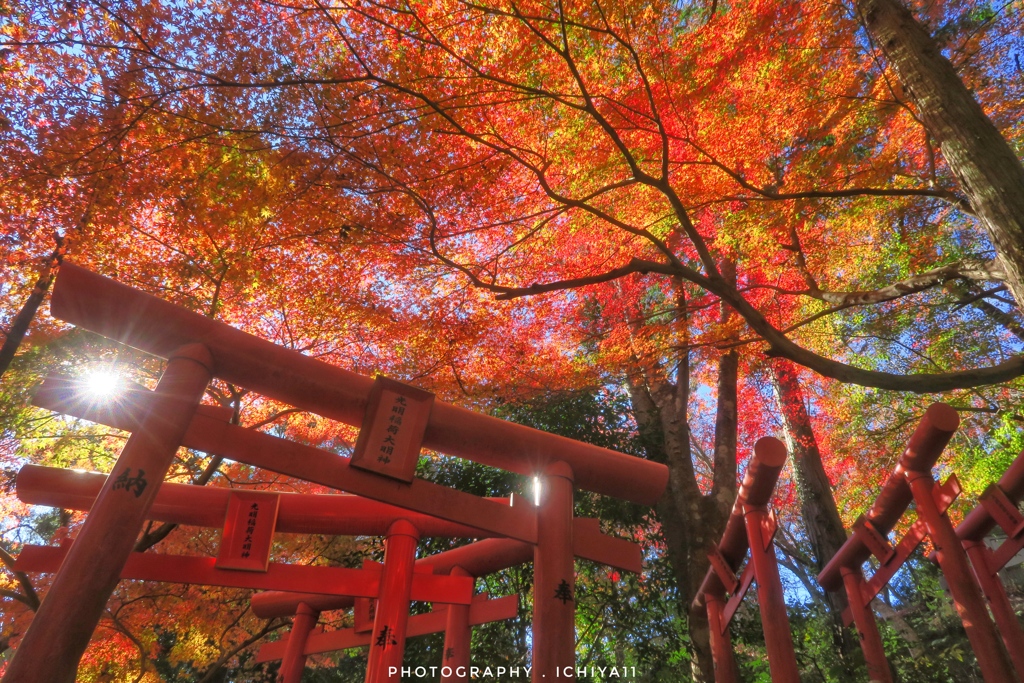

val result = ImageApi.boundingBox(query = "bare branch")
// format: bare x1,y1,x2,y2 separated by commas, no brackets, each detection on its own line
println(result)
196,619,287,683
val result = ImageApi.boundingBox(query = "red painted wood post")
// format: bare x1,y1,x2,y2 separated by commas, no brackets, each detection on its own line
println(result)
279,603,320,683
743,504,799,683
532,462,575,683
704,592,739,683
905,471,1016,683
840,567,892,683
2,344,213,683
440,567,472,683
365,520,420,683
964,541,1024,681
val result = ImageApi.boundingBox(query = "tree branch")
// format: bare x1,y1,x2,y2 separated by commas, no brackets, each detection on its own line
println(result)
810,259,1005,306
0,544,40,610
690,140,974,213
196,619,287,683
488,256,1024,391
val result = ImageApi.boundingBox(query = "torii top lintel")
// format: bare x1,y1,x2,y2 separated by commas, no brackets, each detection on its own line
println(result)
51,264,667,505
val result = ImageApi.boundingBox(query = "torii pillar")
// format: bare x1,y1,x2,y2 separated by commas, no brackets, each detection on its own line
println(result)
365,520,420,683
441,567,473,683
2,345,213,683
279,603,320,683
533,462,575,682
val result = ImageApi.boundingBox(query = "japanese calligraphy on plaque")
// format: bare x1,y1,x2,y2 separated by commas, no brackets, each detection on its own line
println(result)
350,376,435,483
215,491,281,572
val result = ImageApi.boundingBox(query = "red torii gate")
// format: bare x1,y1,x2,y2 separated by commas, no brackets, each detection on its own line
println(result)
817,403,1018,683
255,592,520,681
251,538,540,683
22,384,636,680
692,438,794,683
16,462,639,682
4,264,667,683
953,448,1024,677
14,463,641,571
17,522,525,683
16,525,506,682
255,543,534,683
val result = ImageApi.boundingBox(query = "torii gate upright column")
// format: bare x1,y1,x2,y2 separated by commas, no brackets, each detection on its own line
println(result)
839,567,891,683
440,567,472,683
905,470,1016,683
279,602,320,683
365,520,420,683
743,501,799,682
533,462,575,682
964,540,1024,678
3,344,213,683
704,592,738,683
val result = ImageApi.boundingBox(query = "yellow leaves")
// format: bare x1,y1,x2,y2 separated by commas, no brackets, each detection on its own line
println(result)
0,570,17,595
167,628,220,668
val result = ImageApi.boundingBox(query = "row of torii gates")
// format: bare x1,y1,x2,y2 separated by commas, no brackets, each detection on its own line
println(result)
4,264,1024,682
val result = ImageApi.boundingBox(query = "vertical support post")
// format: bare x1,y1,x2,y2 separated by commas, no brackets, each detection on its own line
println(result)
532,461,575,683
3,344,213,683
705,592,739,683
743,505,799,683
906,472,1016,683
279,603,319,683
365,519,420,683
840,567,892,683
964,541,1024,681
440,567,472,683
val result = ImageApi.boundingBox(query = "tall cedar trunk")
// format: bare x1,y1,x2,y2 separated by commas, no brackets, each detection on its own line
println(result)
684,348,737,681
0,235,68,383
699,266,738,682
628,273,738,683
772,360,856,662
856,0,1024,307
631,378,729,683
711,261,739,521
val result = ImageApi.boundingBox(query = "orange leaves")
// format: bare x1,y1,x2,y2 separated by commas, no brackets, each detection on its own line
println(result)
2,2,1023,673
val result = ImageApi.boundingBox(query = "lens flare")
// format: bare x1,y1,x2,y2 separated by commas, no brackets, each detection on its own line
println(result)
82,369,123,401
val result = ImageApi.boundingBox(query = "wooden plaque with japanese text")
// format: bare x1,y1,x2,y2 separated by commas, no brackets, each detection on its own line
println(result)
350,376,435,483
215,491,280,572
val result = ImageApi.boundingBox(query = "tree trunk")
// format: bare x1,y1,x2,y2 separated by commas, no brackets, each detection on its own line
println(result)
689,346,739,682
856,0,1024,308
629,332,738,677
630,373,719,682
654,491,722,682
711,261,739,521
944,280,1024,342
772,359,857,665
0,235,69,383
